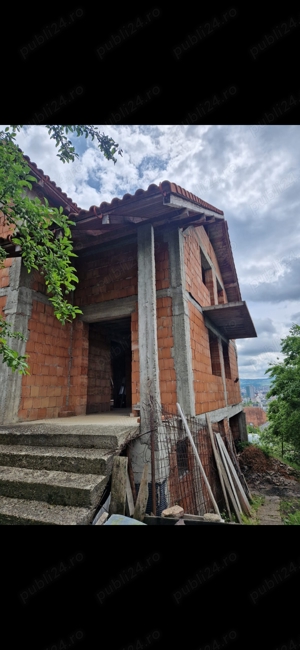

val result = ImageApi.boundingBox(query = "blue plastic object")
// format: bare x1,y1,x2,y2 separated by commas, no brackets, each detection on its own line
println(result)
103,514,146,525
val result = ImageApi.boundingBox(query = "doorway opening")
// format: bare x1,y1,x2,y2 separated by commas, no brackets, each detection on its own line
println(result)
87,318,132,414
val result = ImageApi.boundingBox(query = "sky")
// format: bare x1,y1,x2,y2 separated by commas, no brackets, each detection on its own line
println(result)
8,124,300,380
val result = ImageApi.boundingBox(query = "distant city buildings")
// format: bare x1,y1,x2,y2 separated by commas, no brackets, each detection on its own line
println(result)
245,385,255,400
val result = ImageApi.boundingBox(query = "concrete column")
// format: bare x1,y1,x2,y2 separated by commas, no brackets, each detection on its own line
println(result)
137,224,161,434
0,259,33,424
167,229,195,416
218,339,228,406
238,410,248,442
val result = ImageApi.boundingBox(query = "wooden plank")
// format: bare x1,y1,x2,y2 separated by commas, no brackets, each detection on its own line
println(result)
126,447,137,504
125,472,135,517
217,459,242,524
143,515,227,526
206,413,232,521
218,438,252,516
95,511,109,526
216,434,242,515
177,403,220,516
133,463,149,522
109,456,128,516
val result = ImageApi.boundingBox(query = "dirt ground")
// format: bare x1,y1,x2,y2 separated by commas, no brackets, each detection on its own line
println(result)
238,445,300,499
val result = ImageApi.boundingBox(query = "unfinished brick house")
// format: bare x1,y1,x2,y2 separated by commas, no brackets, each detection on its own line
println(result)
0,157,257,445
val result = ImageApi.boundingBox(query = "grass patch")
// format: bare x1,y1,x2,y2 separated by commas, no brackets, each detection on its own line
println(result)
280,498,300,525
241,494,265,525
222,494,264,525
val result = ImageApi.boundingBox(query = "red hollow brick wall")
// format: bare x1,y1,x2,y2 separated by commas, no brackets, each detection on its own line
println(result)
87,324,111,413
18,300,72,421
74,243,138,307
157,296,177,412
189,302,226,415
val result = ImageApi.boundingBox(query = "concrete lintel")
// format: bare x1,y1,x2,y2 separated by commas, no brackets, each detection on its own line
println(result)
80,295,138,323
137,224,161,433
195,403,243,425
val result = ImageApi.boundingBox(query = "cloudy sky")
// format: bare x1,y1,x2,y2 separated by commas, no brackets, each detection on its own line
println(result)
10,124,300,380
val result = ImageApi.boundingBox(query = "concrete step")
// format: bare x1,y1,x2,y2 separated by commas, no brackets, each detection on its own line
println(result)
0,445,114,475
0,495,92,525
0,425,137,450
0,465,107,508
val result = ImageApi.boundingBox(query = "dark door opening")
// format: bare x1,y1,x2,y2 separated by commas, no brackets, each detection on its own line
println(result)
87,318,132,414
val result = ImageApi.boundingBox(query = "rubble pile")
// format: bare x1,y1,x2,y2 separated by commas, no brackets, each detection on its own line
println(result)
238,445,300,491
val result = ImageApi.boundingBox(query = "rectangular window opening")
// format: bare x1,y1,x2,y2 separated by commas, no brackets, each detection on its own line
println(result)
222,341,231,379
208,330,222,377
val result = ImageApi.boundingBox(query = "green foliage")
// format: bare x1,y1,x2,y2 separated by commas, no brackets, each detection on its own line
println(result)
0,318,29,375
280,498,300,525
235,440,251,453
0,125,122,374
247,424,261,434
265,324,300,455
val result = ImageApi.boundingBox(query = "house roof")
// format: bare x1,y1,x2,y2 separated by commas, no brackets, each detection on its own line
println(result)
69,180,224,222
1,158,241,302
23,155,80,214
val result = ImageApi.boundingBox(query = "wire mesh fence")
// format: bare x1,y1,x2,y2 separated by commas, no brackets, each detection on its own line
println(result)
123,405,249,517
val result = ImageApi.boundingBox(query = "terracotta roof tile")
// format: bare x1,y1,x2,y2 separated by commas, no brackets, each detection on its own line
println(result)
69,180,223,220
23,155,80,212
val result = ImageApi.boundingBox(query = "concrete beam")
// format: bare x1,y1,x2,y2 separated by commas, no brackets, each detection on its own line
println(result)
137,224,161,433
163,195,224,220
167,229,195,416
195,402,244,426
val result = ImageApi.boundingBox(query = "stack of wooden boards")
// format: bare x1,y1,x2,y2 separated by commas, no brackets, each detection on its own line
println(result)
206,413,252,523
95,455,149,525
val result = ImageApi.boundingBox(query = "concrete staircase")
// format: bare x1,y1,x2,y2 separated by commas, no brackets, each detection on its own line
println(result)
0,423,138,524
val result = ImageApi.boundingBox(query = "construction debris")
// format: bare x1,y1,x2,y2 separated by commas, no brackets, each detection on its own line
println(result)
238,445,300,491
162,505,184,518
203,513,223,522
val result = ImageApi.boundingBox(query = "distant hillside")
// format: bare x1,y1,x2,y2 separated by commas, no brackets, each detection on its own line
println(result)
240,378,272,390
